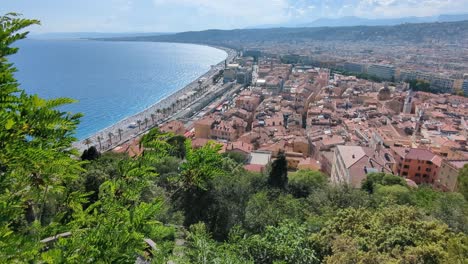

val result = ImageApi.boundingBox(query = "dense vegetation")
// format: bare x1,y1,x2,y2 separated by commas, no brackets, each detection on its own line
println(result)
2,14,468,263
331,68,385,83
407,79,439,94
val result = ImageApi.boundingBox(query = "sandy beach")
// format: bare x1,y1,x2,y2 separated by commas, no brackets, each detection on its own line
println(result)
72,45,236,153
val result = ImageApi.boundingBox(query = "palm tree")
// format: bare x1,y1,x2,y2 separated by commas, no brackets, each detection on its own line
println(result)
117,128,123,141
150,113,156,124
156,109,162,120
137,120,142,130
97,136,102,150
108,132,114,145
171,102,176,113
144,117,149,128
84,138,92,148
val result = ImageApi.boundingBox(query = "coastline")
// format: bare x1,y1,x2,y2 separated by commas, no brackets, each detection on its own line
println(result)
72,44,236,153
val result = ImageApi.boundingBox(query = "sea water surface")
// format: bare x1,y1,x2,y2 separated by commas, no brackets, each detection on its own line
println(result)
10,39,227,139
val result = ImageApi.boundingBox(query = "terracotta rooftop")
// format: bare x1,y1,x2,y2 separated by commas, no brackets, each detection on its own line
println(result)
393,148,443,167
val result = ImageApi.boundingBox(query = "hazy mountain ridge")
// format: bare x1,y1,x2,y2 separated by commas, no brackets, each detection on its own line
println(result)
251,13,468,29
107,20,468,47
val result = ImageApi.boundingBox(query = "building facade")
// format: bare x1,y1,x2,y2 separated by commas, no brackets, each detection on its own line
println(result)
367,64,395,80
463,79,468,96
344,62,364,73
437,160,468,191
391,147,442,185
331,145,395,187
398,69,455,93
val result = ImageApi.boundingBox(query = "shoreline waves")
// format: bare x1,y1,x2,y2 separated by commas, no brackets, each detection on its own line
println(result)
72,44,236,153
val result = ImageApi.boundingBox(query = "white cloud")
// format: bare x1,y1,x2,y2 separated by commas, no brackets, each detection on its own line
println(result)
355,0,468,18
153,0,289,24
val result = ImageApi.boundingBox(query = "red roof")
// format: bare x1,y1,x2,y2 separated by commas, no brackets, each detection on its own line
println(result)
405,148,442,166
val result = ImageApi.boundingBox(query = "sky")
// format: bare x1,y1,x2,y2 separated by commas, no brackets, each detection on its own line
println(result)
1,0,468,33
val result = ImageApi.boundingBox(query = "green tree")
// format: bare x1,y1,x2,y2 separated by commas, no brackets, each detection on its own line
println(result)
361,172,407,194
314,206,468,263
207,170,258,240
42,156,175,262
222,151,247,164
81,146,101,161
458,164,468,201
239,222,319,264
244,191,305,233
288,169,327,198
408,79,433,93
0,13,84,261
178,141,224,227
268,151,288,190
184,223,252,264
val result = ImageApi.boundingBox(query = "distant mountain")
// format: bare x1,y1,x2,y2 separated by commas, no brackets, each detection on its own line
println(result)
438,14,468,22
297,16,436,28
249,13,468,29
108,20,468,48
29,32,173,40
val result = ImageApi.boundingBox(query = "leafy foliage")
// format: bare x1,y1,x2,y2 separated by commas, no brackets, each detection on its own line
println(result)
0,13,84,261
314,206,467,263
458,164,468,201
238,222,319,264
288,169,327,198
268,151,288,190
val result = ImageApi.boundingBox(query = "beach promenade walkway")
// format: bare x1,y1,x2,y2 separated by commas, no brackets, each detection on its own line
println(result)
73,47,237,153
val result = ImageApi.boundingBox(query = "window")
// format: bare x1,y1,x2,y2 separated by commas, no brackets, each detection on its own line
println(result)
402,172,408,176
426,168,431,172
403,165,409,169
415,173,421,177
426,161,432,165
418,166,421,171
423,174,428,178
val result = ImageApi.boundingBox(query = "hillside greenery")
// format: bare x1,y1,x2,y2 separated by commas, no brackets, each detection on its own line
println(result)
1,14,468,263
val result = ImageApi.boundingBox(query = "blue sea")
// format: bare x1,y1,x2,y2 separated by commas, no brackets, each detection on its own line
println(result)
10,39,227,139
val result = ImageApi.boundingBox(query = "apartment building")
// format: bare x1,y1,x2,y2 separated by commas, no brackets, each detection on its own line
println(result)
391,147,442,185
367,64,395,80
331,145,395,187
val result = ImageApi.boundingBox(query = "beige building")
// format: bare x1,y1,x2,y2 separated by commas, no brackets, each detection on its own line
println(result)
194,117,214,139
235,92,261,112
159,120,185,135
293,137,310,156
331,145,395,187
210,118,247,141
437,160,468,191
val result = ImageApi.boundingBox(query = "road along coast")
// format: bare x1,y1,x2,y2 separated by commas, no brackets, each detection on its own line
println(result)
72,45,236,153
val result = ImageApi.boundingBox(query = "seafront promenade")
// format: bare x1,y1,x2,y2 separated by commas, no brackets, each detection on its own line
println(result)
72,46,236,153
